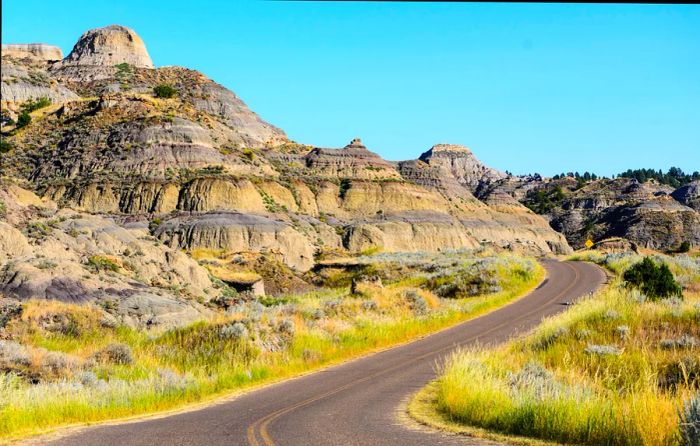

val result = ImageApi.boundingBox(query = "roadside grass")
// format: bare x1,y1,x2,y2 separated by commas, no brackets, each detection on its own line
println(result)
422,253,700,446
0,253,543,440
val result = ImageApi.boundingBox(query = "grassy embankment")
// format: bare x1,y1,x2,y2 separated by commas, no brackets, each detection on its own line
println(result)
413,251,700,446
0,252,542,440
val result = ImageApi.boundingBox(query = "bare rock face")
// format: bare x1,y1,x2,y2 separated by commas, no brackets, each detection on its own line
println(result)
155,212,317,271
0,187,216,329
61,25,154,68
305,138,401,179
418,144,507,193
344,212,480,253
672,181,700,211
1,44,63,61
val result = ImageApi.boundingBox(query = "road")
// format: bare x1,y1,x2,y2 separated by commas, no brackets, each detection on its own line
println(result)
43,260,605,446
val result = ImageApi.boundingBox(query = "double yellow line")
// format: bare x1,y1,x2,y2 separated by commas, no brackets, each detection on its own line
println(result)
247,262,582,446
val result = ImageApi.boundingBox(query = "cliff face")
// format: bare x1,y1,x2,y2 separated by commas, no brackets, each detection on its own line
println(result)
1,44,63,62
672,181,700,212
1,24,575,317
60,25,153,68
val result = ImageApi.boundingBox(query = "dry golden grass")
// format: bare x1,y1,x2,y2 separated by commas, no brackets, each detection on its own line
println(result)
421,253,700,445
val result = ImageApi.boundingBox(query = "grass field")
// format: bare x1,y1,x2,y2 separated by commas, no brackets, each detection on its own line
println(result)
0,252,542,440
425,252,700,446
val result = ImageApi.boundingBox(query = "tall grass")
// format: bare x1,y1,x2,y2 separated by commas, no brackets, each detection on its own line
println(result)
434,253,700,445
0,254,542,440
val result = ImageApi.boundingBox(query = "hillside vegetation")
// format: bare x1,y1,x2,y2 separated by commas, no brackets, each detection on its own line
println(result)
418,252,700,445
0,252,541,439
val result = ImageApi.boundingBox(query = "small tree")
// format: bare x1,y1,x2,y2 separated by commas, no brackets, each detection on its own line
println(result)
623,257,682,300
678,241,691,253
153,84,177,99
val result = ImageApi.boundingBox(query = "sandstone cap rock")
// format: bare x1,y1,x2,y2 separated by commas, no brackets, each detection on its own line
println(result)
62,25,153,68
1,43,63,61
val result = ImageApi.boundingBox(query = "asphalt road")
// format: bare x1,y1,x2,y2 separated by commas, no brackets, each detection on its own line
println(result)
43,260,605,446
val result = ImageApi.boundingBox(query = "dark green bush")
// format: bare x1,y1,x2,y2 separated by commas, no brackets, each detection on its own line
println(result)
16,112,31,129
153,84,177,98
0,139,11,153
623,257,682,300
678,241,691,253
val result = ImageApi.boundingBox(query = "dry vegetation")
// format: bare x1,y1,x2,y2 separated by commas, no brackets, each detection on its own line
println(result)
423,252,700,445
0,251,542,440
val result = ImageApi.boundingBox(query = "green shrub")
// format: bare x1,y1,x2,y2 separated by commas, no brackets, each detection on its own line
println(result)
16,112,31,129
623,257,682,300
242,148,255,161
153,84,177,99
0,139,11,153
21,97,51,113
339,178,352,200
525,185,565,214
87,255,121,273
678,241,691,253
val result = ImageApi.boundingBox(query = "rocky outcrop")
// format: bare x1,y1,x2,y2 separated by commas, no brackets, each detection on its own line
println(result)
61,25,153,68
178,178,266,213
1,44,63,61
305,139,400,179
154,212,318,271
418,144,507,193
672,181,700,211
344,212,479,253
0,187,216,329
1,58,78,104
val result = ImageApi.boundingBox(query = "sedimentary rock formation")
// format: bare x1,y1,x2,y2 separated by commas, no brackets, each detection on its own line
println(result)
672,181,700,212
518,178,700,250
1,43,63,61
0,187,215,329
0,58,78,105
2,24,574,291
418,144,507,193
61,25,154,68
305,138,400,179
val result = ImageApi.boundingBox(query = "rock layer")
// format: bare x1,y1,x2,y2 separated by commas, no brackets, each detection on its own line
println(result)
1,44,63,61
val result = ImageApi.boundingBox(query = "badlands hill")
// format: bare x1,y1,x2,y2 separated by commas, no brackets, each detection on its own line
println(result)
2,24,694,327
512,175,700,251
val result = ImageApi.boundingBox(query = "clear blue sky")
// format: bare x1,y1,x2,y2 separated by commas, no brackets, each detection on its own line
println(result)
3,1,699,176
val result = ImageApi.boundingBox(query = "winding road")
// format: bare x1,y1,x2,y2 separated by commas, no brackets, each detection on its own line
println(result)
41,260,605,446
